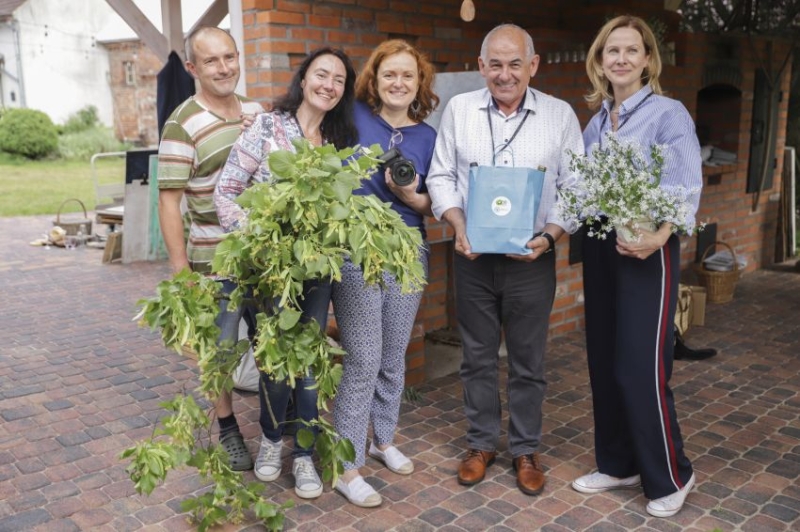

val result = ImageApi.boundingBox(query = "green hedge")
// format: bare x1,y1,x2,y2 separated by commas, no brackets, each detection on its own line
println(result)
0,108,59,159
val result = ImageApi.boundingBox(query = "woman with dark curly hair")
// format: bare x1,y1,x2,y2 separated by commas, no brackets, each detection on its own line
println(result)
215,47,357,500
331,39,439,507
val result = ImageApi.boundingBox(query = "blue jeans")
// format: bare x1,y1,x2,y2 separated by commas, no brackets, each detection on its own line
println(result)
258,279,331,457
216,279,257,359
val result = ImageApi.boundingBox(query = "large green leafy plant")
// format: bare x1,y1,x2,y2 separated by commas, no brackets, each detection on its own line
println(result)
125,140,426,531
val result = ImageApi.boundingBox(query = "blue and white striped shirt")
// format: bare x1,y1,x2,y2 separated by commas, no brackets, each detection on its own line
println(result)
582,85,703,233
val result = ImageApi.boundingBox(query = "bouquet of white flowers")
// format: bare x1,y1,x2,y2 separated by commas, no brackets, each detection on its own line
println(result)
559,133,702,241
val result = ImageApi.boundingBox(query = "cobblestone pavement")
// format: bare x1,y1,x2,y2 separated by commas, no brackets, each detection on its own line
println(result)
1,215,799,532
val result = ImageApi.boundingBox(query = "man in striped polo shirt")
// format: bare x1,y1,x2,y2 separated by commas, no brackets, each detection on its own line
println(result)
157,26,263,470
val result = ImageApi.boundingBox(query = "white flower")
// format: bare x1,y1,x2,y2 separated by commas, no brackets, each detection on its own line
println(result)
558,132,701,239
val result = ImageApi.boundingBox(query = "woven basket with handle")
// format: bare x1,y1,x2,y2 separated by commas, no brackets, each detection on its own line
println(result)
693,241,739,304
53,198,93,236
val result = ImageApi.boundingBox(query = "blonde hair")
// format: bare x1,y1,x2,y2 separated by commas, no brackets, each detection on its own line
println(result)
584,15,663,110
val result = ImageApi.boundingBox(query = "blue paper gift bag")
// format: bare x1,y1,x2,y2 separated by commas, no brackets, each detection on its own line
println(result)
466,165,545,254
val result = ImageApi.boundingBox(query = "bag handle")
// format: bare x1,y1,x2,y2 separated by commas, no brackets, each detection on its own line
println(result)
699,241,738,272
56,198,88,224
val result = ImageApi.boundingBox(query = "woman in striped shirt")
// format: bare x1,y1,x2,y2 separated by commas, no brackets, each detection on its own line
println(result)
571,15,702,518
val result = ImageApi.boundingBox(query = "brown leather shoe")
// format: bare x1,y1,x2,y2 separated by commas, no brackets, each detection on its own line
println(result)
457,449,496,486
514,453,545,495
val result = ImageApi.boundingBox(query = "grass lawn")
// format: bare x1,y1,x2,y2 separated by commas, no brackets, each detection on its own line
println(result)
0,152,127,217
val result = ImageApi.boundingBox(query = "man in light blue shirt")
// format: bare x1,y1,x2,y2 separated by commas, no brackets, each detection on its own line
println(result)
427,23,583,496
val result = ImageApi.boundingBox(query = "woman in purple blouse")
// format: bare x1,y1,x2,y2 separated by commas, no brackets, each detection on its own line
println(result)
331,40,439,507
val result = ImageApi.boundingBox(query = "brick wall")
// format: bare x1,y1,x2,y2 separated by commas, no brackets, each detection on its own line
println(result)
104,41,162,146
241,0,791,384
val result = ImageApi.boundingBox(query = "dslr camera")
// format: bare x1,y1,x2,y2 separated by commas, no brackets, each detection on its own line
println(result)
377,148,416,186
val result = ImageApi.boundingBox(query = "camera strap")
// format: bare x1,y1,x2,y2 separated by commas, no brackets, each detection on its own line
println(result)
487,104,530,166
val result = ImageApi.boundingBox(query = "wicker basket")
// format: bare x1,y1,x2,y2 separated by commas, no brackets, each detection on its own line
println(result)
693,241,739,304
53,198,92,236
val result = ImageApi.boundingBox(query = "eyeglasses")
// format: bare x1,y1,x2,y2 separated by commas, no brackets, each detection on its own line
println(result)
389,129,403,150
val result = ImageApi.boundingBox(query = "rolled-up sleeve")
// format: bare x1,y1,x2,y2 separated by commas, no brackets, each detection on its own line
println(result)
427,101,462,220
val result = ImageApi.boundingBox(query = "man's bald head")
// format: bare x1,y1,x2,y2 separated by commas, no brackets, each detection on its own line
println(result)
184,26,236,64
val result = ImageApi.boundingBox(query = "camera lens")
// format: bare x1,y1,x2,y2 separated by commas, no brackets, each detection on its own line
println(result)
391,160,416,186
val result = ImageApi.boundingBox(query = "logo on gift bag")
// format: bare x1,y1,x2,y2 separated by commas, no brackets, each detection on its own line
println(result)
491,197,512,217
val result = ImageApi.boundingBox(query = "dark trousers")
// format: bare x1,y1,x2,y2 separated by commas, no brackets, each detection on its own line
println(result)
582,230,693,499
454,251,555,457
258,279,331,457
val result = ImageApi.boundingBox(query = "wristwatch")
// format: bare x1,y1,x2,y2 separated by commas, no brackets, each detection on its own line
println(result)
533,231,555,253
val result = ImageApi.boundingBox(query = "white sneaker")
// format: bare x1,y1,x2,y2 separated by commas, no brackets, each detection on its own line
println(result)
292,456,322,499
368,442,414,475
334,475,382,508
572,471,641,494
646,473,696,517
254,435,282,482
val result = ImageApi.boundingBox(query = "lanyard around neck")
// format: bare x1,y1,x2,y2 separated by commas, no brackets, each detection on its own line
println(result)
487,103,531,166
600,91,654,146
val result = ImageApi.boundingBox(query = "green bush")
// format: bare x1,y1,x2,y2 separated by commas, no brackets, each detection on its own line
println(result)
61,105,100,134
0,108,59,159
57,126,131,160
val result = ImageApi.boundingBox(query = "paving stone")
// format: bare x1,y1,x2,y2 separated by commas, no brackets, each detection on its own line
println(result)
453,506,504,531
55,432,92,447
3,216,800,531
0,406,38,422
761,502,800,523
766,458,800,479
43,400,74,411
0,508,52,532
419,507,457,527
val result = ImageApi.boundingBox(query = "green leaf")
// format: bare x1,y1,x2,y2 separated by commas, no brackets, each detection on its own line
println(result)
328,202,350,221
331,180,352,203
268,150,295,177
277,307,302,330
296,427,315,448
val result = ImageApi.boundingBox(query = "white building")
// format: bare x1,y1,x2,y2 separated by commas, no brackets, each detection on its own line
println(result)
0,0,117,126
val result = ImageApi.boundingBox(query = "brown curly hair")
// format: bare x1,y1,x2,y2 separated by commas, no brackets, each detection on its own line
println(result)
355,39,439,121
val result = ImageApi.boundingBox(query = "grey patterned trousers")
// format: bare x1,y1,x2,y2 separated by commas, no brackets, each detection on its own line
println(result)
332,252,428,469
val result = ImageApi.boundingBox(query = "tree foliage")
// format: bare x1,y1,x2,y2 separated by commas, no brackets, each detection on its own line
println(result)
126,140,426,530
680,0,800,35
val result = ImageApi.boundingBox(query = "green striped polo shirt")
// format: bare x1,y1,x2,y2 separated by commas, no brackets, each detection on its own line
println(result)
157,95,263,274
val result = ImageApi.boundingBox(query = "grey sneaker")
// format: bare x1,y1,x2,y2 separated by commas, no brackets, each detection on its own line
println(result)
254,435,282,482
292,456,323,499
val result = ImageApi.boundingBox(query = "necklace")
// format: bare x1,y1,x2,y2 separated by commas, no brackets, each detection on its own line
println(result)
600,91,654,139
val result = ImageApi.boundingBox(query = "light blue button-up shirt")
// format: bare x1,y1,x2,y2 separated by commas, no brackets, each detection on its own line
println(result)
582,85,703,233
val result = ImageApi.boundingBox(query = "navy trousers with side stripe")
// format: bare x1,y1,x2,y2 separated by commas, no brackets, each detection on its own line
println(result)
582,230,694,500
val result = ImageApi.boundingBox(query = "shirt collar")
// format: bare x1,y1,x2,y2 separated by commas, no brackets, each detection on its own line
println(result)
603,85,654,116
481,87,537,117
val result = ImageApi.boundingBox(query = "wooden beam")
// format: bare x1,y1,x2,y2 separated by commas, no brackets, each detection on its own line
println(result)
228,0,246,96
161,0,183,58
105,0,168,63
188,0,229,35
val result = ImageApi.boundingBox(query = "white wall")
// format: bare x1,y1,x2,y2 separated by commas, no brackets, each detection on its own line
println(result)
8,0,116,126
0,24,22,109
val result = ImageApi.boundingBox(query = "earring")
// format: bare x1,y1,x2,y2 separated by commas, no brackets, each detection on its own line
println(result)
410,99,421,117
